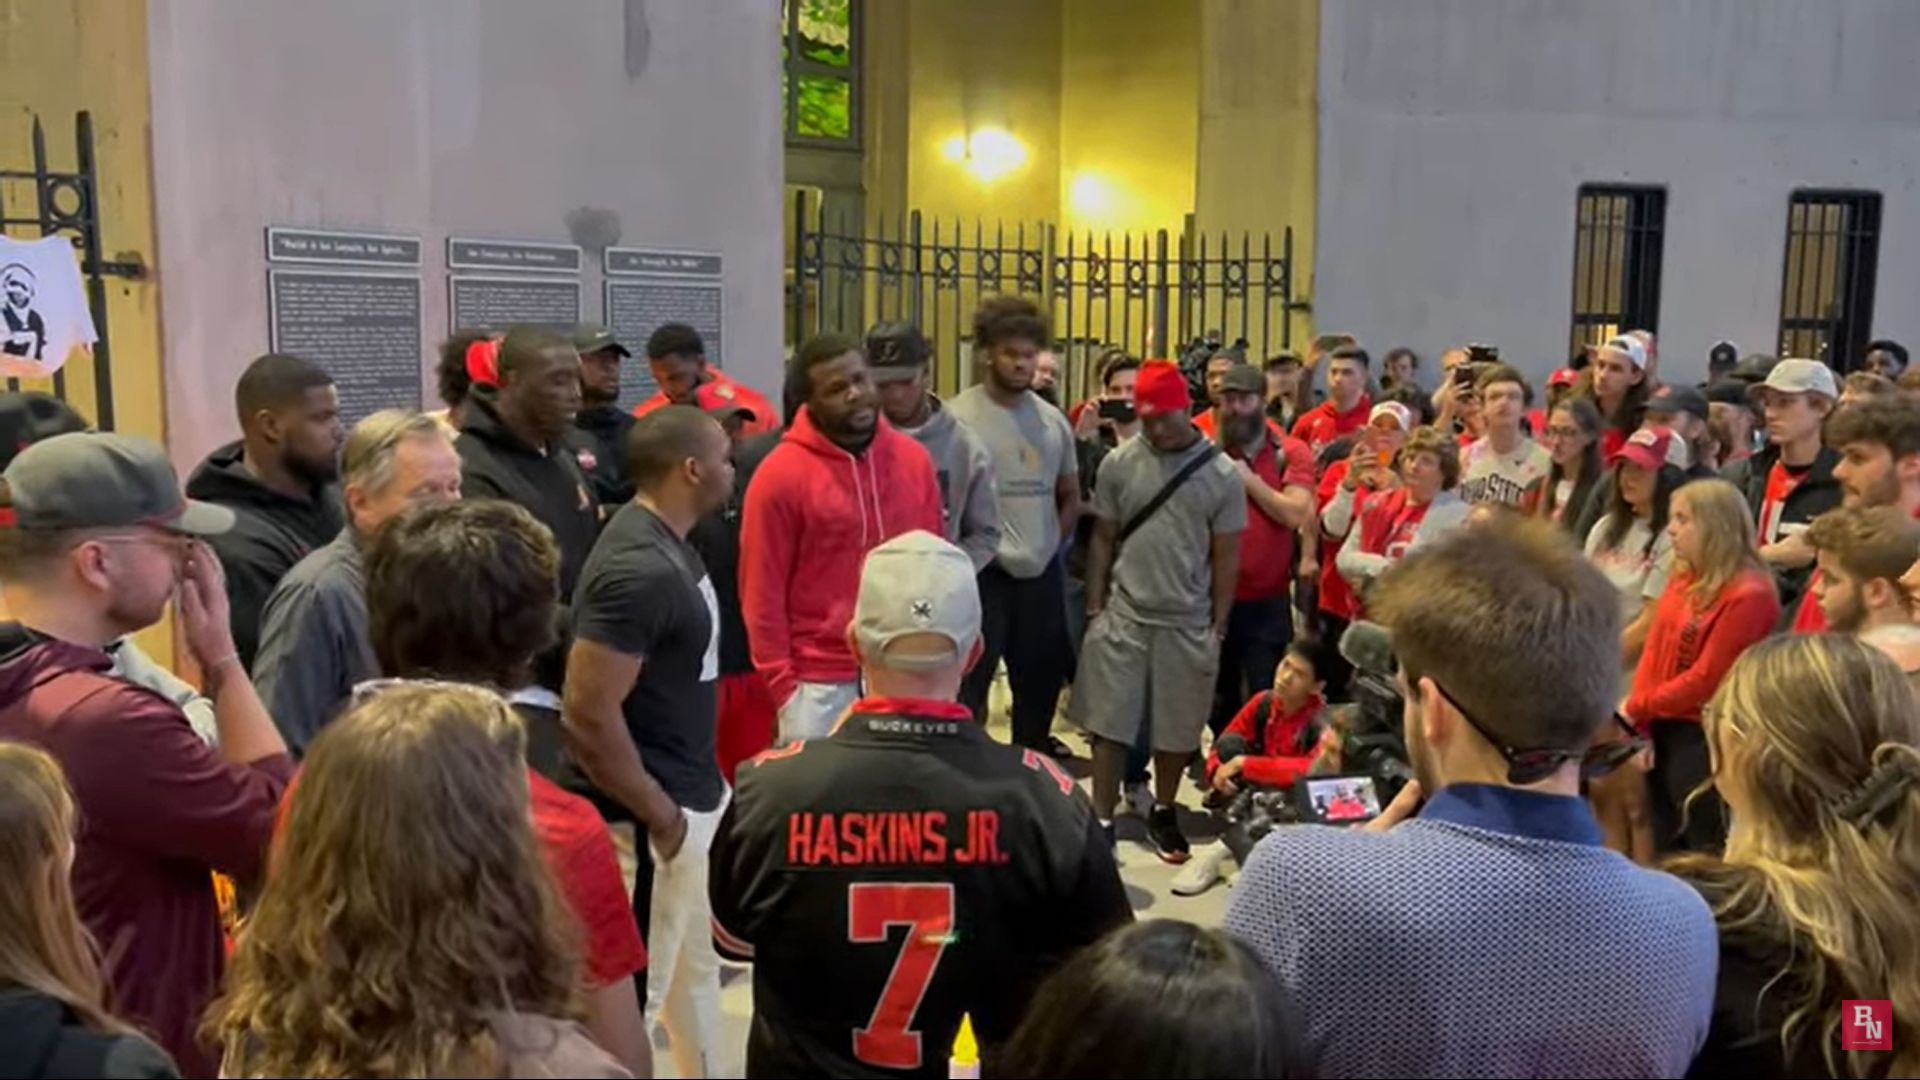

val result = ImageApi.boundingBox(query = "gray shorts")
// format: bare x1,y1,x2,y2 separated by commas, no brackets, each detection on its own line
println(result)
1071,608,1219,754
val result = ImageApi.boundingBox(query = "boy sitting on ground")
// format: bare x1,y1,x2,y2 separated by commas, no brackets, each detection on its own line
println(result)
1174,637,1341,895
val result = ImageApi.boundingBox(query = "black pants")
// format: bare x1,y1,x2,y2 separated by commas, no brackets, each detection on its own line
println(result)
1317,613,1354,704
1210,596,1294,736
1648,721,1727,855
962,560,1070,751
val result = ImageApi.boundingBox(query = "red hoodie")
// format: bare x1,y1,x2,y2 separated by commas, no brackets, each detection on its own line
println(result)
634,370,779,435
740,407,944,704
1207,689,1325,788
1291,394,1371,456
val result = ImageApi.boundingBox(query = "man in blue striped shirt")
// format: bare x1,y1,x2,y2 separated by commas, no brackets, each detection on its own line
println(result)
1226,518,1717,1079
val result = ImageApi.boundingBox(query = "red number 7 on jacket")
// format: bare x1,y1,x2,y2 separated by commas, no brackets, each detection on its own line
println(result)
849,882,957,1070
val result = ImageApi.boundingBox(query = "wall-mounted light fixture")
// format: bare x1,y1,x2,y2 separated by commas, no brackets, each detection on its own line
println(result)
942,127,1027,183
1068,171,1114,218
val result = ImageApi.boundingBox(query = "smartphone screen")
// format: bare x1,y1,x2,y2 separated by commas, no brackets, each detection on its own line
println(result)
1302,776,1383,825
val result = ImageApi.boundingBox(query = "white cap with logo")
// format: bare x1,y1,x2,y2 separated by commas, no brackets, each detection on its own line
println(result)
853,530,982,671
1597,335,1648,371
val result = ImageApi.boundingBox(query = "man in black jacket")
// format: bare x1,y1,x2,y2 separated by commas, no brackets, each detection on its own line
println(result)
1721,359,1842,617
572,323,636,506
185,353,346,669
456,324,599,603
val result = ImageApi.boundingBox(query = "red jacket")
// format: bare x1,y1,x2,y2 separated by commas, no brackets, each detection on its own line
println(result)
1626,569,1779,725
741,407,945,704
634,370,779,435
1224,427,1316,600
0,627,292,1079
1291,394,1371,456
1206,690,1325,788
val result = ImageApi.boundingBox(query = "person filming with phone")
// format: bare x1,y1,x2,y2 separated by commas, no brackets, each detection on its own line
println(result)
1224,517,1717,1079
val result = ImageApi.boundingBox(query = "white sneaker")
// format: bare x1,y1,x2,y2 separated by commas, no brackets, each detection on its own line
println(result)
1170,842,1232,896
1122,780,1154,819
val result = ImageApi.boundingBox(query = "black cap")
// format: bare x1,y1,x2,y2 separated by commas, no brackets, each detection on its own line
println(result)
1730,352,1781,384
573,323,631,358
865,322,930,384
1646,384,1709,421
1220,364,1265,396
0,392,88,472
1702,379,1755,407
1708,340,1739,373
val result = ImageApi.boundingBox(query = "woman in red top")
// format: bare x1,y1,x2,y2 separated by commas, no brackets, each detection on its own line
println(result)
1627,479,1779,855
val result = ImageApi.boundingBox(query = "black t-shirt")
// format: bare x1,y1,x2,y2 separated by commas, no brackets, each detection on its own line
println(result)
710,699,1134,1079
573,503,723,811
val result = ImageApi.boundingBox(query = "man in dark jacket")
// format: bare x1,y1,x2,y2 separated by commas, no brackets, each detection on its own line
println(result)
571,322,636,506
456,324,599,603
1720,359,1842,617
185,353,346,669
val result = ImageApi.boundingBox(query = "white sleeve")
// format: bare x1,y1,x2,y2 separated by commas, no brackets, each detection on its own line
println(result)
1322,483,1359,538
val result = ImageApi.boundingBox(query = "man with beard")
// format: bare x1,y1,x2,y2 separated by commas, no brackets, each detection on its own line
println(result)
1806,506,1920,684
565,406,738,1080
949,297,1081,754
632,322,777,436
571,323,636,505
187,352,346,669
1225,519,1716,1079
867,320,1001,571
740,332,944,741
1207,364,1315,736
0,433,291,1076
455,325,599,609
1790,394,1920,632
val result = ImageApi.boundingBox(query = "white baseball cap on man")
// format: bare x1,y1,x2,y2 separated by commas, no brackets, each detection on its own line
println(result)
853,531,982,671
1596,335,1648,371
1747,357,1839,403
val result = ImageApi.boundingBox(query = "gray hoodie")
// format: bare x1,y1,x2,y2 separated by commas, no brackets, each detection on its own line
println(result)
897,398,1002,571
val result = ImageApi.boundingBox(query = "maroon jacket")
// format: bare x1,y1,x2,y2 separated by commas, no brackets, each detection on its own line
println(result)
0,624,292,1078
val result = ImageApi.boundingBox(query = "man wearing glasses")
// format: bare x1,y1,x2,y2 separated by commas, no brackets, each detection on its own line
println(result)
1224,517,1717,1080
0,431,293,1077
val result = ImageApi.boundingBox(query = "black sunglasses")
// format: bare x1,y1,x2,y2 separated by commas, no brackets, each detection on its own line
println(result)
1427,678,1587,785
1581,715,1650,780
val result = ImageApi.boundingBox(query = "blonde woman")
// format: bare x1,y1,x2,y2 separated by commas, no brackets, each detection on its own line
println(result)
207,684,628,1078
1670,635,1920,1078
0,743,176,1078
1625,479,1779,854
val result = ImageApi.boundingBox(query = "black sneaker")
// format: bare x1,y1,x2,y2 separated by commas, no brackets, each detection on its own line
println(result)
1147,805,1190,864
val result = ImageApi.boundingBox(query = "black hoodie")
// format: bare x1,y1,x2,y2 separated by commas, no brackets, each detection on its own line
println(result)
184,442,345,670
456,387,601,601
0,990,178,1079
571,402,635,506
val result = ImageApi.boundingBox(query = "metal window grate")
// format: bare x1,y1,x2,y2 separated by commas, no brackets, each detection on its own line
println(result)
1777,190,1881,370
1568,185,1666,361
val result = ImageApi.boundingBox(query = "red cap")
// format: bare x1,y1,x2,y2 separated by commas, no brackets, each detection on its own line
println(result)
1611,426,1671,472
694,381,756,422
1134,360,1191,419
1548,368,1578,389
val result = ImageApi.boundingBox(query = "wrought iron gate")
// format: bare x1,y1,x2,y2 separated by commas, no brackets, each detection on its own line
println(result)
788,192,1296,401
0,112,141,429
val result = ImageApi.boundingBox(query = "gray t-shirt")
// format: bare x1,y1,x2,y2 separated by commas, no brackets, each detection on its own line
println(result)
949,385,1077,578
1092,435,1246,627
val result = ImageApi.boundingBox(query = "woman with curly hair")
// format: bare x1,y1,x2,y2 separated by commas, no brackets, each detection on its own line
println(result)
1670,635,1920,1078
205,683,629,1078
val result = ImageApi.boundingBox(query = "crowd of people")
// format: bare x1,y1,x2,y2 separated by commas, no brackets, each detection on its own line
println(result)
0,298,1916,1079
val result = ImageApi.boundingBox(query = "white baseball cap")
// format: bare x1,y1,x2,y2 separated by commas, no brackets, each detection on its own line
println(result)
1368,401,1413,432
1749,357,1839,402
1596,335,1648,371
853,531,982,671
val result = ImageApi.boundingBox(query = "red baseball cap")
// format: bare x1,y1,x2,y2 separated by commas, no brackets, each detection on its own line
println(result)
1134,360,1191,419
694,381,756,424
1547,368,1579,389
1611,426,1671,472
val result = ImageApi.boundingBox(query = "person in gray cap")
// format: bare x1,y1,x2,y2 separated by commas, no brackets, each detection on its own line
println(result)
571,322,636,505
709,530,1131,1079
1724,358,1843,616
867,320,1002,572
0,432,293,1076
